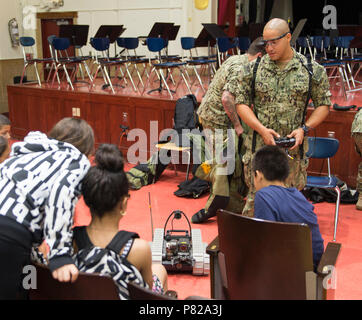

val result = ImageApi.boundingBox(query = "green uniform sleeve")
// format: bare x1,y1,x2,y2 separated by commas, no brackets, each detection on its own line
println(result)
311,62,332,108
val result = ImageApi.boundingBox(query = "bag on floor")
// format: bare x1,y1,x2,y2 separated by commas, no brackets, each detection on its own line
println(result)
174,176,210,199
126,149,170,190
303,177,359,204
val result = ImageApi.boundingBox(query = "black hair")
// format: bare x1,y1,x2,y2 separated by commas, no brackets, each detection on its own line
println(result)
0,136,8,156
0,114,11,127
247,37,266,56
82,144,129,217
252,145,290,182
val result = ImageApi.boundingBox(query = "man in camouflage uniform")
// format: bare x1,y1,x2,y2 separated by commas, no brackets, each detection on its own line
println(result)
351,108,362,210
229,18,331,217
191,38,265,223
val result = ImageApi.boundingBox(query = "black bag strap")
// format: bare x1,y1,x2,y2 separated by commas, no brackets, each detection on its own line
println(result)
106,230,139,257
251,56,261,153
298,54,313,158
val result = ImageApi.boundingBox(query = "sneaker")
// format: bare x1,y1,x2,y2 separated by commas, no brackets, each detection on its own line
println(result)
191,209,215,224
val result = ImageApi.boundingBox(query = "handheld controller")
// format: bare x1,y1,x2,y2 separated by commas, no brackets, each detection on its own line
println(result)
274,137,296,148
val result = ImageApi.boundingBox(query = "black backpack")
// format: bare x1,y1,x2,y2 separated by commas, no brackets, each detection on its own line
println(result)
171,94,200,147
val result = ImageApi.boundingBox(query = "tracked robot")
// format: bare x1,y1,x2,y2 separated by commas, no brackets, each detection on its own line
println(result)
150,208,209,276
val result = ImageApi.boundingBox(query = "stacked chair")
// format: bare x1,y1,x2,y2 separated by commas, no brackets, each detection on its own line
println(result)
143,37,191,99
89,37,130,94
19,36,53,86
181,36,217,93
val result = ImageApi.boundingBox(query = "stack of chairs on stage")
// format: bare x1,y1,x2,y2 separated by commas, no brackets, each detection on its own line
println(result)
18,23,254,99
20,22,361,99
295,33,362,98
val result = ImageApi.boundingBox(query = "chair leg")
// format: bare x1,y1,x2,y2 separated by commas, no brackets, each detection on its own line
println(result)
103,66,115,94
34,62,42,86
63,64,74,90
20,64,27,85
158,69,173,99
333,186,341,242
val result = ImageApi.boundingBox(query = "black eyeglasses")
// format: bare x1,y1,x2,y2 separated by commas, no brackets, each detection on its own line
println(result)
262,32,290,48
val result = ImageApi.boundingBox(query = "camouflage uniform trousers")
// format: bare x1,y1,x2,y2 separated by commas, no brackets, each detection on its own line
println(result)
352,132,362,193
197,117,247,214
242,154,309,217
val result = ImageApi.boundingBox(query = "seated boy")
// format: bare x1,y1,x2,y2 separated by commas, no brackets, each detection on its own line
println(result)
252,145,324,270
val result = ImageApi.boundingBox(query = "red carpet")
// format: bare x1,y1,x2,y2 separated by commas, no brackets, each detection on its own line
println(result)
74,163,362,300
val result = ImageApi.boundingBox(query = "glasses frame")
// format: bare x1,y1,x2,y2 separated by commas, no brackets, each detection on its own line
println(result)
262,32,290,48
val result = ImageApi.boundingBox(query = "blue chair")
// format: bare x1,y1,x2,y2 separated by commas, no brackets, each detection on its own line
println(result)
19,36,53,86
143,37,191,99
306,137,340,241
297,37,313,58
237,37,251,54
180,37,217,93
123,37,149,89
46,35,60,84
51,37,86,90
216,37,237,66
90,37,130,94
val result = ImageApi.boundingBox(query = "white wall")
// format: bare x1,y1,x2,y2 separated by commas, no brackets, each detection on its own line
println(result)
0,0,24,60
0,0,217,59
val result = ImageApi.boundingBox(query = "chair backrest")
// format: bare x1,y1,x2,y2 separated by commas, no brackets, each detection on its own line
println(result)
306,137,339,159
52,37,71,51
181,37,195,50
146,37,166,53
20,36,35,47
90,37,110,51
238,36,251,51
123,37,139,50
216,37,234,53
312,36,324,50
116,37,126,48
297,36,308,48
217,209,314,300
127,282,176,300
29,264,119,300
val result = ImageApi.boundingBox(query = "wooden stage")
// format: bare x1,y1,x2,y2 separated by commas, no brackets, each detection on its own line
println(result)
7,75,362,188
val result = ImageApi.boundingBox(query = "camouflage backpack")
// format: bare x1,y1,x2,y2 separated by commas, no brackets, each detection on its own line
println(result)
126,149,170,190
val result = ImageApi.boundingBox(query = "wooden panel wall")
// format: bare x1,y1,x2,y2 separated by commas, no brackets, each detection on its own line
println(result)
7,84,360,188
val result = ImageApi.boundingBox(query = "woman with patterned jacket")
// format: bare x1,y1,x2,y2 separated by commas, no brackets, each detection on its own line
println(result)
0,117,94,299
73,143,168,300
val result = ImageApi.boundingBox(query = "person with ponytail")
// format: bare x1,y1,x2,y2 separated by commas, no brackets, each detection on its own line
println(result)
73,143,168,300
0,117,94,299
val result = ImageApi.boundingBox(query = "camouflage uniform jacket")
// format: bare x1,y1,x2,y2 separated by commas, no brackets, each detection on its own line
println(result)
351,109,362,134
226,48,332,163
197,54,249,128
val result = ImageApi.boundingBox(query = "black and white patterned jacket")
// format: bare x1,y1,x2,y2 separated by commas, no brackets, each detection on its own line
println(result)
0,131,90,271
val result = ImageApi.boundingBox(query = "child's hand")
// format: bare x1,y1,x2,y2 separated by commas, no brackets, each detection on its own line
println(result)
52,264,79,283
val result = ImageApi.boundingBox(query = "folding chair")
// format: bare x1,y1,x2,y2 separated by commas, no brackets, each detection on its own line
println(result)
306,137,341,241
155,141,191,180
206,209,341,300
143,37,191,99
19,36,52,86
